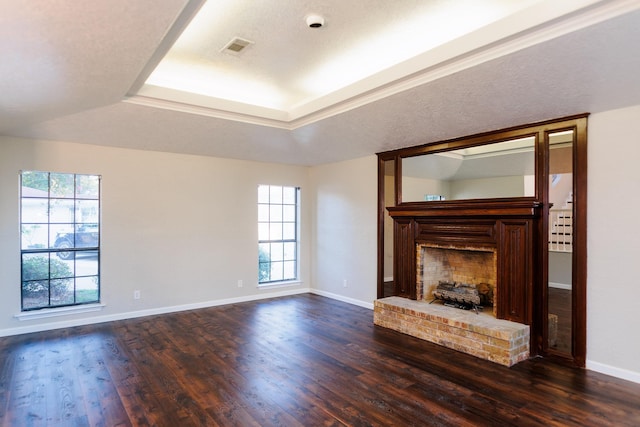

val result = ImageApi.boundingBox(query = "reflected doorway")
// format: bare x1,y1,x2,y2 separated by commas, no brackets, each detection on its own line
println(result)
547,131,574,355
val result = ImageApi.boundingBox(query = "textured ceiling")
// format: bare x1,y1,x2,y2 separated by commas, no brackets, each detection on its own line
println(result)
1,0,640,166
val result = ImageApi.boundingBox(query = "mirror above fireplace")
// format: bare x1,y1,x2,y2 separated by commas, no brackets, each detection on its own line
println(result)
401,136,535,202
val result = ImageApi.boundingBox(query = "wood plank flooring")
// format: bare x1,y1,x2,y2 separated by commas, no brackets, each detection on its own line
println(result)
1,294,639,426
548,287,572,354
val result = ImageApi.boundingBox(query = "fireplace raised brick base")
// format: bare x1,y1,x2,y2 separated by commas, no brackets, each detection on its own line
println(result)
374,296,530,366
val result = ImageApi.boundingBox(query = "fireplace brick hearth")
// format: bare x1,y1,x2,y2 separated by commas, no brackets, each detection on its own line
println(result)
374,297,530,366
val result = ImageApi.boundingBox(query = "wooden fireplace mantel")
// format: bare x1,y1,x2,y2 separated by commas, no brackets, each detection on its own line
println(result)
387,199,542,218
387,199,542,325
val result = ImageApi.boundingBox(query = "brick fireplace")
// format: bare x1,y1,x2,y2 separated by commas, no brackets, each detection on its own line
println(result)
374,200,541,366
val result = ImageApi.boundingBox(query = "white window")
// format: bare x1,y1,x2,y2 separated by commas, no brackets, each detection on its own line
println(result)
20,171,101,310
258,185,299,284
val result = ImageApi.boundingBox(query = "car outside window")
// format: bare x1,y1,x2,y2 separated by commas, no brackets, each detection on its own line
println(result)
20,171,101,310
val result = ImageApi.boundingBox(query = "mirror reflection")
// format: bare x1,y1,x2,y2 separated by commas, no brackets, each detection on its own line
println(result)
401,137,535,202
547,130,574,355
383,159,395,297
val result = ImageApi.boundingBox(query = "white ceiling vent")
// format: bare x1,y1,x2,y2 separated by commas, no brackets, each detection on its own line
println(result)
221,37,254,55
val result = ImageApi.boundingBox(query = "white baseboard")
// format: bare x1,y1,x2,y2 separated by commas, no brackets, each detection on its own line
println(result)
0,287,311,338
549,281,572,290
310,289,374,310
587,360,640,384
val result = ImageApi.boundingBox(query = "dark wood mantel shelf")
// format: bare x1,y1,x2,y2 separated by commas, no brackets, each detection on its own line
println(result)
387,198,543,219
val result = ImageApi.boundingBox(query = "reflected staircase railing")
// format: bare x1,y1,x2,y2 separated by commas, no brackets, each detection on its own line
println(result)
549,208,572,252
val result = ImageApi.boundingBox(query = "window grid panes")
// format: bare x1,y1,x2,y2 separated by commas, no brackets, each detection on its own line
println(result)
258,185,299,284
20,171,101,311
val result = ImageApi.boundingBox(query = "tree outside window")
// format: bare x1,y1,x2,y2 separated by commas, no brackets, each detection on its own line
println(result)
258,185,299,284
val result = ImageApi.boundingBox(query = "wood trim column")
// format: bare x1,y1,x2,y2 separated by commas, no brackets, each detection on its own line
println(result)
393,218,415,299
497,220,533,324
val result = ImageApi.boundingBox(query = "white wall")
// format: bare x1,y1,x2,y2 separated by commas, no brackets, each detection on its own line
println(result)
0,136,311,335
549,251,572,288
586,105,640,382
309,156,378,308
401,176,449,201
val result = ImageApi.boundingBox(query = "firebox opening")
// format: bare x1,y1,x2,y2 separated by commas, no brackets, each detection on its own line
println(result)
417,244,498,316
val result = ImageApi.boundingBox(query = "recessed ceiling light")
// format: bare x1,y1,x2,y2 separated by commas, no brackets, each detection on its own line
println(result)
221,37,254,55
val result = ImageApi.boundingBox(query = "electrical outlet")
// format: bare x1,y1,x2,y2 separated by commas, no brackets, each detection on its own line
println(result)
343,279,348,288
237,279,243,288
134,290,141,300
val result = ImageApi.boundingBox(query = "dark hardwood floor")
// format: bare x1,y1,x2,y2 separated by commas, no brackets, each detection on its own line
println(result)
548,287,572,354
1,294,639,426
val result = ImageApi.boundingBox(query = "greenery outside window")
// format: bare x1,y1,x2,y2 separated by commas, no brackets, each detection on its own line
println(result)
20,171,101,311
258,185,299,284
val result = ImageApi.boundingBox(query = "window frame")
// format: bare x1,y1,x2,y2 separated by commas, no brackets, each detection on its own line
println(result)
19,170,101,311
257,185,300,285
